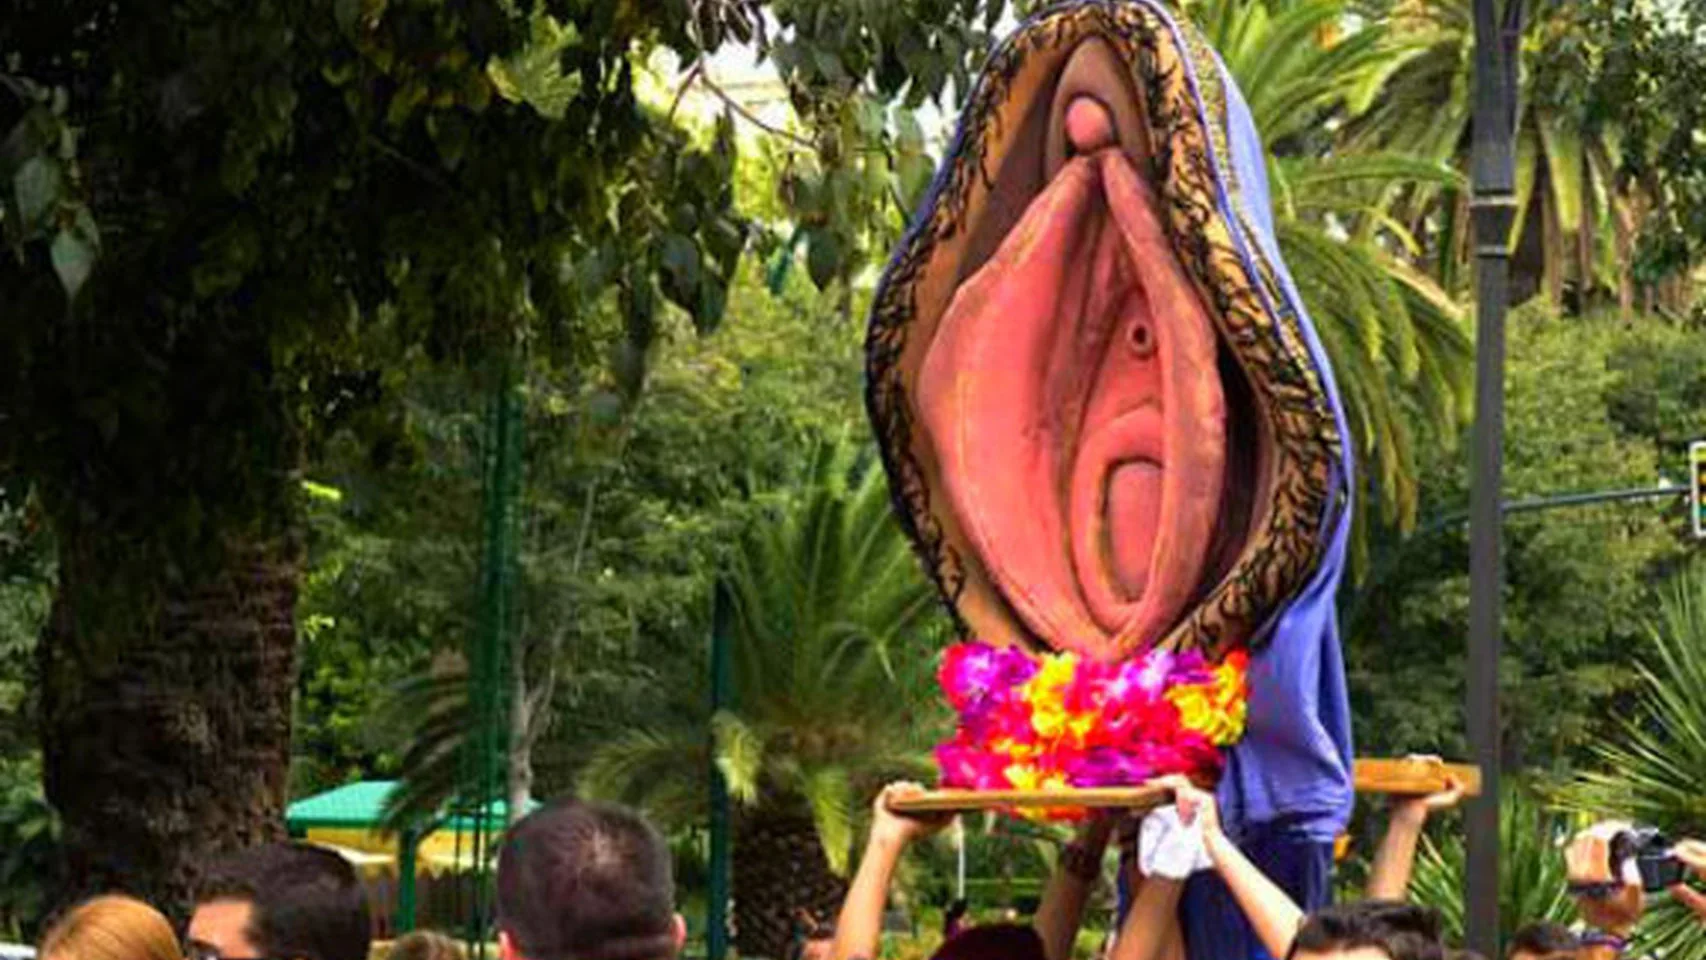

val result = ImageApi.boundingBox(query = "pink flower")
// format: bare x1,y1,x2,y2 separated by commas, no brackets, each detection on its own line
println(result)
932,642,1246,818
939,642,1038,711
936,739,1011,790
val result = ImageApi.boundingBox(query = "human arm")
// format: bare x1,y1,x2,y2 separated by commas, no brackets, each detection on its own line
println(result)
1668,839,1706,923
1034,816,1116,960
1154,776,1304,960
830,782,952,960
1365,774,1465,900
1106,864,1186,960
1564,822,1644,960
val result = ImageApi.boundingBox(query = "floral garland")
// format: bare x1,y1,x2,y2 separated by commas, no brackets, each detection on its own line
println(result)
933,642,1250,819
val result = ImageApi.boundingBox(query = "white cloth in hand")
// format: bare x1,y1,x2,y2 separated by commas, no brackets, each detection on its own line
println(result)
1139,804,1215,880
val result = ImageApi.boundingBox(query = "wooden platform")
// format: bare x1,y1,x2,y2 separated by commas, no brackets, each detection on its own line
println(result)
887,758,1480,815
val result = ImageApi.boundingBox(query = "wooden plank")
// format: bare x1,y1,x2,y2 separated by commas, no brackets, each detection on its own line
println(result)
884,759,1481,815
887,785,1172,814
1353,758,1482,797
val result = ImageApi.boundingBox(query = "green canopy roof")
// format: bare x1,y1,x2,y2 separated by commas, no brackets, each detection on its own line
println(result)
286,780,536,831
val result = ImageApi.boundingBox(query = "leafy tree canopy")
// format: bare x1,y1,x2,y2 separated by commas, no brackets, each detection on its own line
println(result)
1344,309,1703,772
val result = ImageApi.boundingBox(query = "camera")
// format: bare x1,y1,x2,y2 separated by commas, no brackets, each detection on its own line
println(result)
1612,826,1687,893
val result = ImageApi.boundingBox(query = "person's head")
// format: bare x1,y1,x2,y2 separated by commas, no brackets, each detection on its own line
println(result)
1287,902,1446,960
495,798,684,960
189,842,371,960
929,925,1046,960
1506,923,1579,960
388,932,464,960
40,896,181,960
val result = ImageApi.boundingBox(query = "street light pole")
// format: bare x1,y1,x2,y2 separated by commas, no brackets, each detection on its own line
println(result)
1467,0,1522,955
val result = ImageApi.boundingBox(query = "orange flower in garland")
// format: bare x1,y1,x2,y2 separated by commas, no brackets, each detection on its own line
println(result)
934,642,1251,820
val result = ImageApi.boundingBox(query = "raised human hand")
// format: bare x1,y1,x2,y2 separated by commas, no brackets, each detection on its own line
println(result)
868,781,952,849
1390,773,1466,827
1668,838,1706,923
1151,775,1223,846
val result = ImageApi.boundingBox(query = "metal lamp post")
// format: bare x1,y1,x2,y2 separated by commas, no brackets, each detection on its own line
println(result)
1466,0,1522,955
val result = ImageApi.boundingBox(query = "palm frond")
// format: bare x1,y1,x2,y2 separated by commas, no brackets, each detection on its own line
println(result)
713,710,766,803
578,723,713,825
579,439,947,859
378,668,472,831
797,766,856,876
1556,563,1706,960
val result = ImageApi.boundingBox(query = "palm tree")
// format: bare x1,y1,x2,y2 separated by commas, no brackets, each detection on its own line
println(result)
1345,0,1640,310
1189,0,1474,535
580,441,949,959
1406,785,1577,950
1559,562,1706,960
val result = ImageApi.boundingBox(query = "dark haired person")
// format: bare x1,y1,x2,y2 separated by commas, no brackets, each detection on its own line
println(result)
1504,924,1577,960
187,843,370,960
1286,903,1446,960
495,798,684,960
1156,777,1450,960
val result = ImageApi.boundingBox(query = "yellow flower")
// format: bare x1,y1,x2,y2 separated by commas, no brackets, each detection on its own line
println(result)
1026,654,1076,702
1169,682,1245,744
1031,701,1068,739
1006,763,1043,790
1066,711,1098,747
993,737,1041,762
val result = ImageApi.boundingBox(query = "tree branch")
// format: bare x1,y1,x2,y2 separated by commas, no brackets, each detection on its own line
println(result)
668,61,704,124
691,68,816,150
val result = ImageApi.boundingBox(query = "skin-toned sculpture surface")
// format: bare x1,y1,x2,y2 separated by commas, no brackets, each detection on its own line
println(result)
868,2,1344,665
866,3,1358,957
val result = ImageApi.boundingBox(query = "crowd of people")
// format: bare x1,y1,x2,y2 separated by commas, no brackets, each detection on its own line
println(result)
826,778,1706,960
24,780,1706,960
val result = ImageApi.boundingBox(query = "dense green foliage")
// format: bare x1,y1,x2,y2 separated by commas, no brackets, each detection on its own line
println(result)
293,261,874,801
1561,563,1706,960
1196,0,1474,535
578,443,946,855
1344,310,1706,771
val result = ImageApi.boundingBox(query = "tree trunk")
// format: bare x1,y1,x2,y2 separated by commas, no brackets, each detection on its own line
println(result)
732,802,849,960
39,520,302,917
507,627,536,824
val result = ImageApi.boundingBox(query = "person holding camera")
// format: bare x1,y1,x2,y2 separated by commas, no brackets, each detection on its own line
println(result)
1669,839,1706,922
1564,822,1706,955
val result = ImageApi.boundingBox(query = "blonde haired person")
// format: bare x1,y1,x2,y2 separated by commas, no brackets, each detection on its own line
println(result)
39,896,181,960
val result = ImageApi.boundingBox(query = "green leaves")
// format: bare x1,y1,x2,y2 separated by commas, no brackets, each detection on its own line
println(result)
1345,309,1686,767
486,13,582,120
713,711,765,803
12,156,60,226
49,206,97,300
756,1,996,297
581,438,947,870
805,226,843,290
2,75,98,302
1556,563,1706,960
